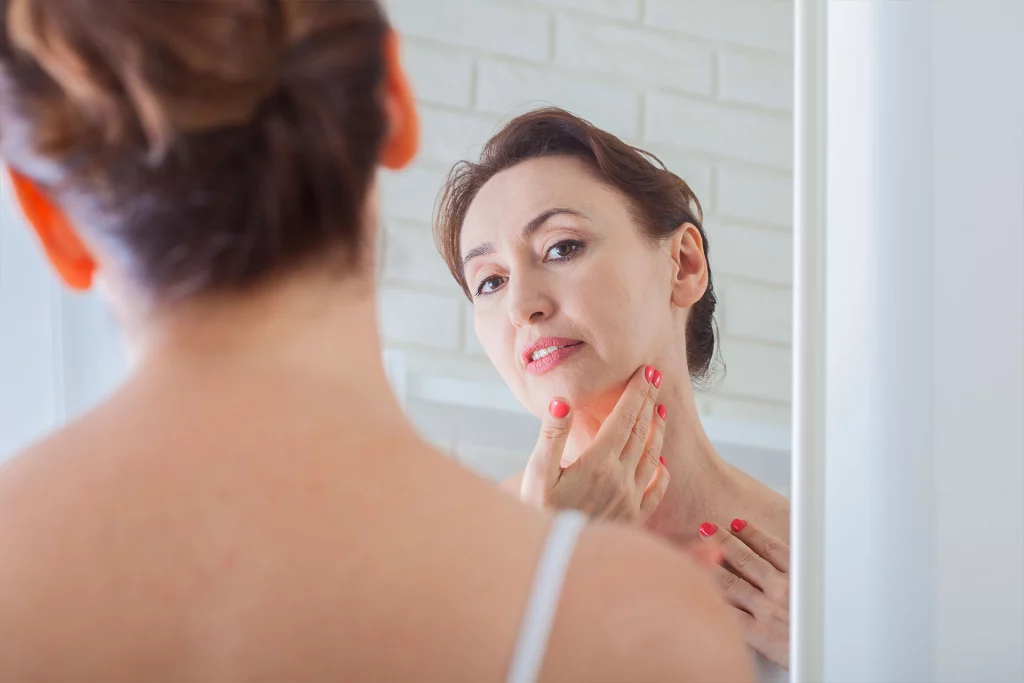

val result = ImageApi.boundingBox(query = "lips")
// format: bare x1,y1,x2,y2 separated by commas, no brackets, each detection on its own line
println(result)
521,336,584,376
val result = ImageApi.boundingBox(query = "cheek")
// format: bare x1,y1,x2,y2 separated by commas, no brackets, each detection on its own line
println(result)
575,259,666,360
473,308,513,369
573,262,642,338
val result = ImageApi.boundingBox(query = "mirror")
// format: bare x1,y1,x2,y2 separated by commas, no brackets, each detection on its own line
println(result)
378,3,796,679
378,0,796,501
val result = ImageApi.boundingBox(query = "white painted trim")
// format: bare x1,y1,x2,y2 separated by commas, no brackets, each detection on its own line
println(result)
791,0,827,679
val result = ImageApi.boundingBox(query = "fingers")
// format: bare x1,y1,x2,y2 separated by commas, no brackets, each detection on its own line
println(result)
637,456,669,522
522,398,573,505
595,364,661,461
698,522,782,599
729,606,791,671
619,366,662,469
716,566,763,617
729,518,790,573
634,402,667,490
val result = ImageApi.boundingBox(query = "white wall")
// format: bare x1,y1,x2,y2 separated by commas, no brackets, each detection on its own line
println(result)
931,2,1024,679
0,175,64,456
823,1,1024,680
380,0,796,472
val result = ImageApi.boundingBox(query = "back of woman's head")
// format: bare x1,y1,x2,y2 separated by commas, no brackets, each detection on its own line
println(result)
0,0,390,302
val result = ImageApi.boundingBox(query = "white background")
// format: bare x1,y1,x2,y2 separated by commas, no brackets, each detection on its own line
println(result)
822,0,1024,680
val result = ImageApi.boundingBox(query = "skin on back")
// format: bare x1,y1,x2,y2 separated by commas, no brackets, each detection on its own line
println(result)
0,356,752,682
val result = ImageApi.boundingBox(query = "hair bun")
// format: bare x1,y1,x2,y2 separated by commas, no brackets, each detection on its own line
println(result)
0,0,392,302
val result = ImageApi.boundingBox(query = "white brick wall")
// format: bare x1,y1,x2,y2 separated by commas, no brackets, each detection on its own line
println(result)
402,42,474,107
717,165,793,228
476,59,641,139
380,0,795,468
717,47,793,112
710,223,793,286
378,287,463,350
390,0,551,61
534,0,640,21
553,14,713,96
643,0,793,54
644,93,792,169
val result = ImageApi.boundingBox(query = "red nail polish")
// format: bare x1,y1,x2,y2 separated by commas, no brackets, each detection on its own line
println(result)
644,366,654,383
652,370,662,388
659,456,667,466
730,519,747,533
657,404,667,420
548,400,570,419
699,522,718,538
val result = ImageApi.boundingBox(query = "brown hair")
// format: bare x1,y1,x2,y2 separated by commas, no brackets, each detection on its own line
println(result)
0,0,389,302
434,107,719,382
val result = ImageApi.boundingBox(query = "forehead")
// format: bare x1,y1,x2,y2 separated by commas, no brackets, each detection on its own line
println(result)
460,155,626,254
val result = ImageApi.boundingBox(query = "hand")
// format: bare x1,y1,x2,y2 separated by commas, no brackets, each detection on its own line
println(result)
521,365,669,523
699,519,790,671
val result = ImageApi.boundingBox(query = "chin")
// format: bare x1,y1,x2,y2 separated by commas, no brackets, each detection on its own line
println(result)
527,371,625,419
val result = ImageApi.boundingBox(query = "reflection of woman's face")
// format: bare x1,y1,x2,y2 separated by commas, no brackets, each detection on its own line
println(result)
461,155,679,419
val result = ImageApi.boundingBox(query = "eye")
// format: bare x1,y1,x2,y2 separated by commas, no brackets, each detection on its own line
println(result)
544,239,584,262
475,275,506,297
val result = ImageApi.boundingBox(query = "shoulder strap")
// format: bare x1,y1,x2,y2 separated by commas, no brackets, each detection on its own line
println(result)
506,510,588,683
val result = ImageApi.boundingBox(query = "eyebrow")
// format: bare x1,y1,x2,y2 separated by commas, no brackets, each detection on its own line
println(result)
460,207,587,271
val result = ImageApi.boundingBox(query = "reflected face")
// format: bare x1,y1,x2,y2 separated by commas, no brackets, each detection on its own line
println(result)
460,156,678,418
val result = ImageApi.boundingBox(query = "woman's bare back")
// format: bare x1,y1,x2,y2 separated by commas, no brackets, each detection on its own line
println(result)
0,365,752,682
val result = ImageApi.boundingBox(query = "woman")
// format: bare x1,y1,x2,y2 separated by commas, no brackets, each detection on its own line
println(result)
0,2,754,681
435,108,791,676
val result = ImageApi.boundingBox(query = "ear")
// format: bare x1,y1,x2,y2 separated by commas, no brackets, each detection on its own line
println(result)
669,222,709,309
7,169,96,290
379,29,419,171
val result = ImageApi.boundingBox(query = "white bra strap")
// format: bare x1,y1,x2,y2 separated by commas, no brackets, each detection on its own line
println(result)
506,510,588,683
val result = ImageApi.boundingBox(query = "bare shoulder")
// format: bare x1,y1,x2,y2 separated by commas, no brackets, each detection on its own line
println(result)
540,522,754,683
0,432,94,676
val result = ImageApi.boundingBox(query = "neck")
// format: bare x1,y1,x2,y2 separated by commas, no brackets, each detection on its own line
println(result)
118,269,414,436
564,371,745,539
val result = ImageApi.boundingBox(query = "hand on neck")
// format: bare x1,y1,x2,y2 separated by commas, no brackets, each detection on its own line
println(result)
560,370,738,536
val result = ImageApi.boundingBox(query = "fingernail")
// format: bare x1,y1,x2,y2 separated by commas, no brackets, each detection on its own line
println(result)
652,370,662,388
730,519,747,533
657,404,667,420
644,366,654,383
659,456,667,467
548,400,570,419
699,522,717,538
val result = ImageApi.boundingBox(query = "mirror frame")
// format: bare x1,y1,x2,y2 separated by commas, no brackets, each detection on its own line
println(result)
791,0,827,679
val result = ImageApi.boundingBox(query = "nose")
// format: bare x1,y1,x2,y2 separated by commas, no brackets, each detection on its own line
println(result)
507,273,554,327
